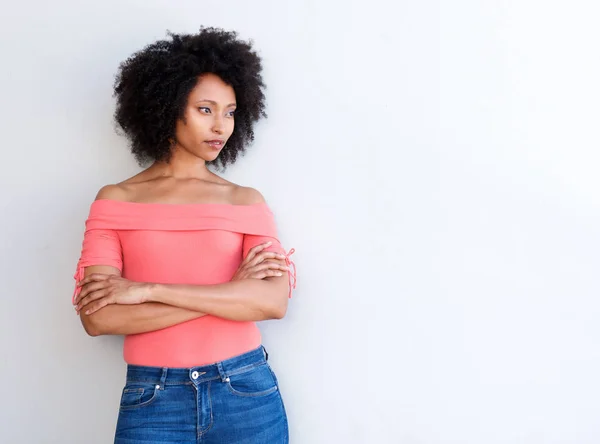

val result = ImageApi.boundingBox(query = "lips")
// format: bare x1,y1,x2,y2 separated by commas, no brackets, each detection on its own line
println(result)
206,140,224,148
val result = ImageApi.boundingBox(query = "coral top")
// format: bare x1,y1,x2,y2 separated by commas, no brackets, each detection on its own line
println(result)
73,199,296,368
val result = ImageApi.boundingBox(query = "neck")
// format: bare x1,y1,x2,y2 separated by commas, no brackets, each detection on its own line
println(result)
151,146,212,180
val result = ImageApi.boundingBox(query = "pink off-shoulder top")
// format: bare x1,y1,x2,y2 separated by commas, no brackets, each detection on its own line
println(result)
73,199,296,367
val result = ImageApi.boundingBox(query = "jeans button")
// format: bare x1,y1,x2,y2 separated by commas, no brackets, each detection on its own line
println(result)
191,371,199,380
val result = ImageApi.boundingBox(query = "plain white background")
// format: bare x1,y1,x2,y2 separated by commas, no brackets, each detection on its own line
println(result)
1,1,599,442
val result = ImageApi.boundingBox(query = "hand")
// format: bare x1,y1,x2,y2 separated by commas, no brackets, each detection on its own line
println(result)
73,274,151,315
231,241,289,282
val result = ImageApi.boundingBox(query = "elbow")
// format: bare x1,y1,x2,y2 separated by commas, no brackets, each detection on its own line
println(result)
86,328,101,337
83,322,101,337
267,297,288,320
264,283,289,320
254,297,287,321
270,307,287,320
80,314,105,337
244,280,290,321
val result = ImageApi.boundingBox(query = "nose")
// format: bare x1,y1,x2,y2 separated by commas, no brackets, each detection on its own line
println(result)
212,116,224,134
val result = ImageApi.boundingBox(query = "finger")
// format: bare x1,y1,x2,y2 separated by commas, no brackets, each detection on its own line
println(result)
77,273,112,287
244,242,273,263
77,273,111,287
76,290,104,313
247,251,286,268
75,281,110,304
83,297,113,316
250,261,289,272
260,252,287,261
241,261,287,280
251,269,284,280
75,281,106,302
76,289,109,313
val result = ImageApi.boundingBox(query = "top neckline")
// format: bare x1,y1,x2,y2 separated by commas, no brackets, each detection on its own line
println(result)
93,199,269,208
85,198,277,233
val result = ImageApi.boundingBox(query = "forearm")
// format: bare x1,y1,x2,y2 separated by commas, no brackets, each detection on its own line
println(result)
81,302,206,336
147,279,288,322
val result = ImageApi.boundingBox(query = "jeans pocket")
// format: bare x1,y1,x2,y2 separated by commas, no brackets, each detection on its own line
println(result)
119,382,160,410
226,363,278,398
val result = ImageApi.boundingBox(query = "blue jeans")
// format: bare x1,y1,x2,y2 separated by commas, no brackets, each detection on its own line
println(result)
114,346,289,443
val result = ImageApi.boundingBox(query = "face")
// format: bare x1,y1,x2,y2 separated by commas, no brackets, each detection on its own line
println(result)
173,73,237,162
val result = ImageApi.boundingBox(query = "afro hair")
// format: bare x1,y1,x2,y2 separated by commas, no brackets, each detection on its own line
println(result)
113,26,267,170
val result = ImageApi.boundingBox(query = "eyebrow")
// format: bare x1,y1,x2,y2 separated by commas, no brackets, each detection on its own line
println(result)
196,99,237,107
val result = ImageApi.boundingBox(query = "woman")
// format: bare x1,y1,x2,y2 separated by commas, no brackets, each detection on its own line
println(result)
71,27,295,443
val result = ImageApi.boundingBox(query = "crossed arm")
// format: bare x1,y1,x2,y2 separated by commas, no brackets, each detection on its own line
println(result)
74,243,290,336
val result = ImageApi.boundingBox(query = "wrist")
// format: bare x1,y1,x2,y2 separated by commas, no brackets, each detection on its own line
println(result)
144,282,163,303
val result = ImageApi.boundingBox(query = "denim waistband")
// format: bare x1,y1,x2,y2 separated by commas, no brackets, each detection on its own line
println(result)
124,346,268,386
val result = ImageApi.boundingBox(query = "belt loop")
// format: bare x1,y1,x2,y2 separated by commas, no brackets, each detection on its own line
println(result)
216,362,229,383
158,367,168,390
262,345,269,361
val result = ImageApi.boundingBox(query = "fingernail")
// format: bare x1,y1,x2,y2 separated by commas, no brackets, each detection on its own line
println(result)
85,310,90,315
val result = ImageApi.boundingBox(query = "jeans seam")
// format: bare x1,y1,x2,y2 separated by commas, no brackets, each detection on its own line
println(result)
225,361,265,378
119,385,160,411
195,376,220,384
197,381,214,438
226,381,278,398
271,366,289,443
123,388,143,394
126,378,196,386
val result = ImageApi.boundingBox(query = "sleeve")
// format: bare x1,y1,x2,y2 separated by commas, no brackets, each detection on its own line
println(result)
242,234,297,298
72,229,123,304
242,233,285,258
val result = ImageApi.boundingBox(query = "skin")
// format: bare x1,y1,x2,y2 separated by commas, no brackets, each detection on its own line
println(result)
72,73,291,336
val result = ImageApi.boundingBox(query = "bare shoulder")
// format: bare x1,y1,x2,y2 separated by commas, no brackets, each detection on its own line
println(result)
94,184,130,201
94,170,151,202
232,186,267,205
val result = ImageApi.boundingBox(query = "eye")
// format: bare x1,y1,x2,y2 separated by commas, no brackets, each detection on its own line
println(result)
227,110,236,117
198,107,211,114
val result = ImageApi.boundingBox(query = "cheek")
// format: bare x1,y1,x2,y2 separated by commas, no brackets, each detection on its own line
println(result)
226,119,235,136
179,116,208,142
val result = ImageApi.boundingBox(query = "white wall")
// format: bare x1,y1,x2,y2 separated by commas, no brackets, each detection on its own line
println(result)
1,1,599,442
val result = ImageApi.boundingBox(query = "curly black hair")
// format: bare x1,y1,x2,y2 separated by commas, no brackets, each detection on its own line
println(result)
113,27,267,170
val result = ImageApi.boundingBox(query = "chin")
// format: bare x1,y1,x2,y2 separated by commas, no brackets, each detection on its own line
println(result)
190,148,218,161
200,152,221,163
